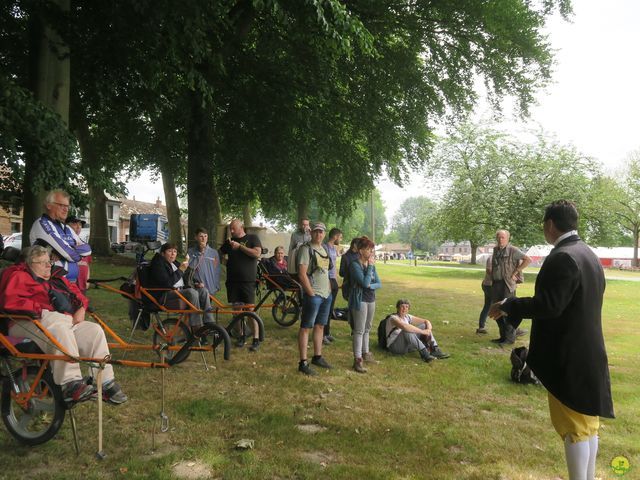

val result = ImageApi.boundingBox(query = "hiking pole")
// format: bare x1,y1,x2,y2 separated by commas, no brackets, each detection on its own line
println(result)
95,358,107,460
159,345,169,433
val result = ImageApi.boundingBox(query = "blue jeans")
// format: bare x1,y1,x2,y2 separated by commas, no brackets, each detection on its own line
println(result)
301,294,331,329
478,283,492,329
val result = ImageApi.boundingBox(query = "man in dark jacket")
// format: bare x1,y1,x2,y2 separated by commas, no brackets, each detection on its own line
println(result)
146,243,214,330
490,200,614,480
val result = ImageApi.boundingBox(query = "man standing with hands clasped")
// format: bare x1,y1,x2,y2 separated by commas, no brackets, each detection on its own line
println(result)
489,200,614,480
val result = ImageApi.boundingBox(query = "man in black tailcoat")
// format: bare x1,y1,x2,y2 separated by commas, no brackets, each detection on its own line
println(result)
490,200,614,480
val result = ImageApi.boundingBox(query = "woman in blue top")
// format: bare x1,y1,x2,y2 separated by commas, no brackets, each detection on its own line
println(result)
348,237,382,373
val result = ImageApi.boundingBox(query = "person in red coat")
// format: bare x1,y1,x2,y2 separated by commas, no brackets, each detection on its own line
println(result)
490,200,614,480
0,245,127,405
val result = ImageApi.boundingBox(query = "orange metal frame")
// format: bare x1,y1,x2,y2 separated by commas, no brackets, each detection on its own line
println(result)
89,280,225,355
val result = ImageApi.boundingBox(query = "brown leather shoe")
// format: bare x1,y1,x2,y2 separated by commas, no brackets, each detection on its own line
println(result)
353,358,367,373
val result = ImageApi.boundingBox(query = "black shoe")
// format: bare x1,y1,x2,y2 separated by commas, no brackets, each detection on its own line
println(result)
430,346,450,359
194,323,216,338
420,350,434,363
249,339,260,352
490,337,505,343
498,339,515,347
311,355,332,369
298,361,317,376
235,338,246,348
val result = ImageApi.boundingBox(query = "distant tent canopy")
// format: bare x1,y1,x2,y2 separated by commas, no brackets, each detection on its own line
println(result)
525,245,635,268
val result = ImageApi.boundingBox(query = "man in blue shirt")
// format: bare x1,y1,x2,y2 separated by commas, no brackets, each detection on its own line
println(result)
187,227,221,295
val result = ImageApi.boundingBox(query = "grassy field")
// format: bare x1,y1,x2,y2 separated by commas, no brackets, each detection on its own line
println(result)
0,259,638,480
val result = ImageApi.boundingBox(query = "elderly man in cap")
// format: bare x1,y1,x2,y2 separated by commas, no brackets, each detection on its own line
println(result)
65,215,91,293
295,222,333,375
30,190,92,288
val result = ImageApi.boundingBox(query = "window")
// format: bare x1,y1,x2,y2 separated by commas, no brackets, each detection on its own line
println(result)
107,205,114,220
11,222,21,233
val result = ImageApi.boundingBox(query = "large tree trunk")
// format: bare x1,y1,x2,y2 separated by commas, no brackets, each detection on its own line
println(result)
243,203,253,227
296,198,309,225
160,162,184,253
69,89,111,256
634,227,639,268
470,242,478,265
88,186,111,256
187,91,219,243
21,0,70,247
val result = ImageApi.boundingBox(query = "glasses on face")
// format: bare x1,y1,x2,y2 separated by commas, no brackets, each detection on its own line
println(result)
52,202,70,209
32,260,54,266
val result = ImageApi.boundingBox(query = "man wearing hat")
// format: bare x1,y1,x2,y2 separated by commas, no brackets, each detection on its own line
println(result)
66,215,91,293
29,190,92,288
296,222,333,375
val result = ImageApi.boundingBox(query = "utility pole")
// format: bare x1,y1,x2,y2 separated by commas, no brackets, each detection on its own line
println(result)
370,190,375,243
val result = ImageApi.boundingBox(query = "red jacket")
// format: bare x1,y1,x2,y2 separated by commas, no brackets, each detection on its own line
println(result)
0,263,89,317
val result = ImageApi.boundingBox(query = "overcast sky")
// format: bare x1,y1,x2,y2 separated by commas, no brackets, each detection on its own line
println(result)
127,1,640,224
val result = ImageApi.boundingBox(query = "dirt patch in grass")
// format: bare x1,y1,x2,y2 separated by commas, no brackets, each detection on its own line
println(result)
300,450,336,466
296,424,327,434
171,460,213,479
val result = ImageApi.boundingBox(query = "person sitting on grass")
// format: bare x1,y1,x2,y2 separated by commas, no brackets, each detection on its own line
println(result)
386,299,450,363
0,245,127,405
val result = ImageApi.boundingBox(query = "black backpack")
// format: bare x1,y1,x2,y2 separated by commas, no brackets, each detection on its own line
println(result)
510,346,540,385
377,315,398,350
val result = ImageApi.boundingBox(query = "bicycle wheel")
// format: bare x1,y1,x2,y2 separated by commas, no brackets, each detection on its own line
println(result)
272,292,300,327
1,365,65,446
202,323,232,361
227,312,265,342
152,318,191,364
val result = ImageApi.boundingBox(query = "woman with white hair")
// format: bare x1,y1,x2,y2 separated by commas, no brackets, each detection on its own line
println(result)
0,245,127,405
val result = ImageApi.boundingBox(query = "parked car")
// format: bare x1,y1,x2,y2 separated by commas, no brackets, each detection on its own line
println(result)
3,233,22,250
110,242,126,253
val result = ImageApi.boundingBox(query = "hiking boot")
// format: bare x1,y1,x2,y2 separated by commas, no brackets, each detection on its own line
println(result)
298,361,317,376
476,328,488,334
419,349,434,363
235,337,246,348
102,379,128,405
322,336,331,345
362,352,375,363
62,379,95,404
353,358,367,373
516,328,528,337
311,355,332,369
431,346,450,359
325,334,335,342
249,339,260,352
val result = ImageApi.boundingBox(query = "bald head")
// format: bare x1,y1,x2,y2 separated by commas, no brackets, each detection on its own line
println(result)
229,219,245,237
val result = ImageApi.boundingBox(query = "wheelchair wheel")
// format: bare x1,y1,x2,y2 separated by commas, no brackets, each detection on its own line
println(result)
153,318,191,364
227,312,265,343
203,323,232,361
1,365,65,446
272,292,300,327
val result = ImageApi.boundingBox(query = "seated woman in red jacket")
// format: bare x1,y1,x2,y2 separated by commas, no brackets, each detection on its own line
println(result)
263,245,296,289
0,245,127,405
